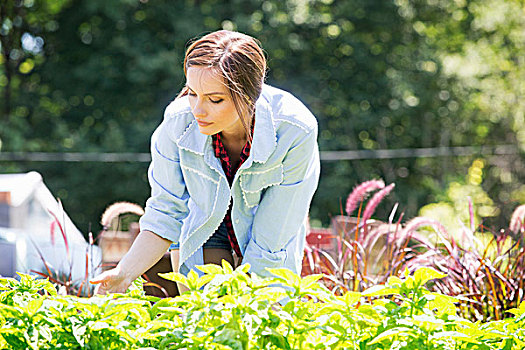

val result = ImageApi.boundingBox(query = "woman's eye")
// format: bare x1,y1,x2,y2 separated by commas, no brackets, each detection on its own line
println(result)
210,98,224,104
188,91,196,97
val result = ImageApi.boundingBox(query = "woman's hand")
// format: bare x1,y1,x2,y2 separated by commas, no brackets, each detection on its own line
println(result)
90,266,133,295
90,230,172,295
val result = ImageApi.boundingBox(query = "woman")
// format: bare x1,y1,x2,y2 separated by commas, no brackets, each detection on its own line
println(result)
91,30,320,294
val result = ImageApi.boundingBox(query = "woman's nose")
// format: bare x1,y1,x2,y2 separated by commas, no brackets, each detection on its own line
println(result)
192,102,206,119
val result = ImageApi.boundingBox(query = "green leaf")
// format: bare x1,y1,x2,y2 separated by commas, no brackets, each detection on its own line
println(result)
72,324,86,346
221,260,234,274
127,276,145,296
237,263,251,274
196,264,224,275
413,267,446,286
194,274,215,290
187,270,200,290
386,276,403,286
263,328,292,350
368,327,415,345
427,293,458,317
213,327,248,350
0,278,17,291
40,280,57,296
412,314,445,331
217,295,236,305
362,285,399,297
89,321,110,331
17,272,33,286
300,274,323,290
430,331,477,342
254,287,288,303
267,268,300,288
26,298,44,317
507,301,525,316
341,291,361,306
158,272,189,288
0,303,22,318
149,298,173,319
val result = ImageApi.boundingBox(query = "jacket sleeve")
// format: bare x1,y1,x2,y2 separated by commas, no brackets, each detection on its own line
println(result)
139,119,190,243
242,125,320,277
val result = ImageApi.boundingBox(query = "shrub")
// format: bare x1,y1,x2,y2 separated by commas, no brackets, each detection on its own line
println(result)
1,265,525,349
304,179,525,322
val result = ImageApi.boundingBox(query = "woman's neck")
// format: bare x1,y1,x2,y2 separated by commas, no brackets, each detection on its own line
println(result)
221,131,246,156
219,114,253,158
220,117,250,148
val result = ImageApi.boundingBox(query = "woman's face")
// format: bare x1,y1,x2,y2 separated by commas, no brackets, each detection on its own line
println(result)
186,67,245,139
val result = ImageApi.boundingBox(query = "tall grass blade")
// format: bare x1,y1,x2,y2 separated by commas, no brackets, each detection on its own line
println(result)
47,207,70,257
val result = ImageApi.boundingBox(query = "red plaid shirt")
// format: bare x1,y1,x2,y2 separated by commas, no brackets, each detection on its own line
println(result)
212,126,253,258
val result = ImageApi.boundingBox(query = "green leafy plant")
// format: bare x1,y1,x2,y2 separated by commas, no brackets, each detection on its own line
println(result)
2,264,525,349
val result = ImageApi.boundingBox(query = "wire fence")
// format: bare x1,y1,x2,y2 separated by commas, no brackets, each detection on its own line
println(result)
0,145,520,162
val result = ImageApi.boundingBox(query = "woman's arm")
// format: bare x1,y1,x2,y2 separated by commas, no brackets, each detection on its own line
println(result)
139,116,190,243
90,230,171,294
91,111,191,294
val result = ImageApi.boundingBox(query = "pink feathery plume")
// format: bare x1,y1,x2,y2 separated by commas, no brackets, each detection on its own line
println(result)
361,183,395,224
510,204,525,234
345,179,385,216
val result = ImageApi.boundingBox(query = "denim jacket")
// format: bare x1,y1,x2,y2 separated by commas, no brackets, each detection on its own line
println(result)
139,84,320,277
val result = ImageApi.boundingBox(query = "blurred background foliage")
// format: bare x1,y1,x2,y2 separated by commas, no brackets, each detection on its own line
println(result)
0,0,523,236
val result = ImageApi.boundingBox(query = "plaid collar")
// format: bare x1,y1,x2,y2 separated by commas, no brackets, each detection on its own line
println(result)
212,120,254,182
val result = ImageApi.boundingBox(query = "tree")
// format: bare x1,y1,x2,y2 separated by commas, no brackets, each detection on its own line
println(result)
0,0,70,149
1,0,522,234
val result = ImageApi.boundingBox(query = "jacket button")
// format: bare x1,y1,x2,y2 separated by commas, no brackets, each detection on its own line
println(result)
235,219,240,224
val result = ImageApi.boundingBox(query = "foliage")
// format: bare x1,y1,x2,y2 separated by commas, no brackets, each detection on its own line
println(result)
0,0,523,234
305,179,525,323
304,178,435,294
28,201,168,298
0,0,71,137
2,264,525,349
28,203,97,297
420,158,500,239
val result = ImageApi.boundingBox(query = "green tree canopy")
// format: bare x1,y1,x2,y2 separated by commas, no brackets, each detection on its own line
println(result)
1,0,522,234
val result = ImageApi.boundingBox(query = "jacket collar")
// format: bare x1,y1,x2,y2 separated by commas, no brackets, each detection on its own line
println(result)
176,89,276,165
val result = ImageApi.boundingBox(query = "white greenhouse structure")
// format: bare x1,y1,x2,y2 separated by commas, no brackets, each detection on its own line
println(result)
0,171,101,289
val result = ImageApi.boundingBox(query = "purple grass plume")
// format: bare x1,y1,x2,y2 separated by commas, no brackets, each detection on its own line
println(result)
510,204,525,234
361,183,395,224
345,179,385,216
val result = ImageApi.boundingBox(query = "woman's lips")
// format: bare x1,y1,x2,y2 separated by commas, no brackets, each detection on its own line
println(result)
196,120,212,127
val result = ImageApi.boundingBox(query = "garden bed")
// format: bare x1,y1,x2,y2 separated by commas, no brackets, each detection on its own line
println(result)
1,264,524,349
